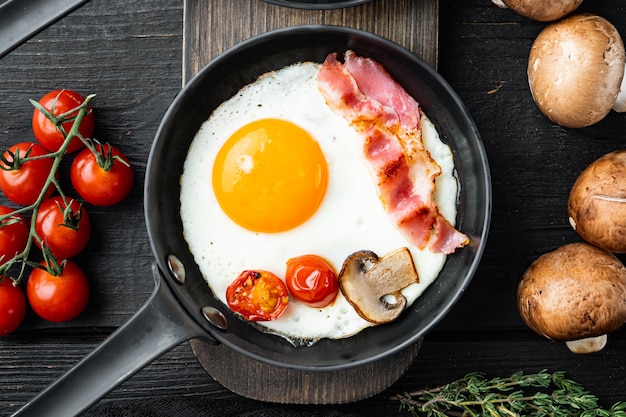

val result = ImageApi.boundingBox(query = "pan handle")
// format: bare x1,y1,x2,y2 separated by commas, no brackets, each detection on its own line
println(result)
11,262,216,417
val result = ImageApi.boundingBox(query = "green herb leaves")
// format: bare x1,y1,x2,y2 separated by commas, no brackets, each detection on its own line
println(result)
391,370,626,417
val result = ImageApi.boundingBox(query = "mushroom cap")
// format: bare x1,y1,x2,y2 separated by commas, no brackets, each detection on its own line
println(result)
501,0,583,21
527,14,626,128
568,150,626,253
518,242,626,342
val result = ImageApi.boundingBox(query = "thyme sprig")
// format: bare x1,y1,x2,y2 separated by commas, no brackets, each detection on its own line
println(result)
391,370,626,417
0,93,95,283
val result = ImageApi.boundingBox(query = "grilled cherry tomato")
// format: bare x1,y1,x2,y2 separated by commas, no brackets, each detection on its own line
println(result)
285,254,338,308
0,206,29,265
32,89,95,153
70,143,134,206
226,270,289,321
0,142,55,206
26,260,89,323
35,196,91,260
0,277,26,336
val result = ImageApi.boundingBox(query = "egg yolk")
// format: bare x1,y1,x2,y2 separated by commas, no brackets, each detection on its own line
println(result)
213,118,328,233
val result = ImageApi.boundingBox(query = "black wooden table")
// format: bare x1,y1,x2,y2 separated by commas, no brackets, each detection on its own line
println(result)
1,0,625,416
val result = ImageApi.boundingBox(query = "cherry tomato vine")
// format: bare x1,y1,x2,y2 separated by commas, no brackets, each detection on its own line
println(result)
0,94,95,280
0,90,134,333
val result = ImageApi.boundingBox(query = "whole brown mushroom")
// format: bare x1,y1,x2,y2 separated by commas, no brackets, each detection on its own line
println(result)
518,242,626,353
491,0,583,22
568,150,626,253
527,14,626,128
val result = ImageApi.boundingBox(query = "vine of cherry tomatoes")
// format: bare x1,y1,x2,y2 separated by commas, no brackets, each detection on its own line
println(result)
0,89,134,335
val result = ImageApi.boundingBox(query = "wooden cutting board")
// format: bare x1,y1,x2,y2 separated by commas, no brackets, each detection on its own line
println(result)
182,0,439,84
182,0,438,404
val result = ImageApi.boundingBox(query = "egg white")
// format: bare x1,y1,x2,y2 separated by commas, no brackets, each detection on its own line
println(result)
180,62,458,342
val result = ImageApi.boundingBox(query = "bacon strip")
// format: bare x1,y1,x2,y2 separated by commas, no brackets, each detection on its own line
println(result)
318,51,469,254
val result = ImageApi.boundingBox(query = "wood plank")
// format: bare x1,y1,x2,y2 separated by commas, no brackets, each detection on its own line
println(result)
182,0,439,84
181,0,439,404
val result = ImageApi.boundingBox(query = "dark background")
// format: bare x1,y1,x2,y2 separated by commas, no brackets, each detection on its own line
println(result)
1,0,625,415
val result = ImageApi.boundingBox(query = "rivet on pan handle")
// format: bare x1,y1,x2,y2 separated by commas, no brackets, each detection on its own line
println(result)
202,306,228,330
167,254,186,284
166,254,228,330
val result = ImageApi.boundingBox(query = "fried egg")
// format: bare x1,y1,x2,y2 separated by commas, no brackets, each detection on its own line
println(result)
180,62,458,342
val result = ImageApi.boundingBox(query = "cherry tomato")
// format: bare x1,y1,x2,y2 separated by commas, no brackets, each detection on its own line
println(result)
0,142,55,206
70,144,134,206
226,270,289,321
35,196,91,260
32,89,95,153
285,255,338,308
0,278,26,336
26,260,89,323
0,206,29,265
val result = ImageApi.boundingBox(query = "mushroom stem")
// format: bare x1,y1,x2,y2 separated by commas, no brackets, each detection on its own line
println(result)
565,335,607,354
612,66,626,112
491,0,507,8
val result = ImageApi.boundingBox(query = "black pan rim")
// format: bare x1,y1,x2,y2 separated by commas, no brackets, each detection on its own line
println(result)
145,24,492,371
